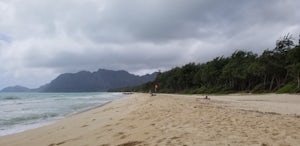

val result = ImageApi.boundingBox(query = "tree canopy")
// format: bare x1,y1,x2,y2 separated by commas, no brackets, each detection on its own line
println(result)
123,34,300,94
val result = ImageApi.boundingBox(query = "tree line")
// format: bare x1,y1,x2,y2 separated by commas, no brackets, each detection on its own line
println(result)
123,34,300,94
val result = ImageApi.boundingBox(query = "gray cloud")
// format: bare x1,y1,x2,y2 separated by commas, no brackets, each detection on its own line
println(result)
0,0,300,89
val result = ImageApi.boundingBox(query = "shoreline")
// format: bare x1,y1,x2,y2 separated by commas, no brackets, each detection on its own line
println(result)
0,97,119,137
1,93,300,146
66,101,113,117
0,101,113,137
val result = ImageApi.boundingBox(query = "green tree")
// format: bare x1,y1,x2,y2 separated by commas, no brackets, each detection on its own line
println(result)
287,63,300,88
221,51,256,90
275,34,294,52
128,34,300,94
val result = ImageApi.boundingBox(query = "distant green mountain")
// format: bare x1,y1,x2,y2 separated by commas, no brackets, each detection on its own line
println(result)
1,69,158,92
1,85,31,92
38,69,158,92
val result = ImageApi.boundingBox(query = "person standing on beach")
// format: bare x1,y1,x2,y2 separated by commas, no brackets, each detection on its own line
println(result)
154,84,158,93
149,90,153,96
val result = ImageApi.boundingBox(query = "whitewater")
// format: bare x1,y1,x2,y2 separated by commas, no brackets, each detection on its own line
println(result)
0,92,123,136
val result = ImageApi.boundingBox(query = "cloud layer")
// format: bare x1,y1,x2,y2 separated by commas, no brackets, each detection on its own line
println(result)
0,0,300,89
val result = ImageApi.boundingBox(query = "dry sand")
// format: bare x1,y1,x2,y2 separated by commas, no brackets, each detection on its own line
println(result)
210,94,300,115
0,93,300,146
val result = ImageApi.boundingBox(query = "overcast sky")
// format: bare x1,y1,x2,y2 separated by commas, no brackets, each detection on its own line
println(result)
0,0,300,89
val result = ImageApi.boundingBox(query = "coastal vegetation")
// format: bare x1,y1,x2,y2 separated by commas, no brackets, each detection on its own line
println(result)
125,34,300,94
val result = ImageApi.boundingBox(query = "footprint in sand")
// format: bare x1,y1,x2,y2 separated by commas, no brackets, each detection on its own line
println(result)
106,128,113,132
261,143,269,146
156,138,166,143
48,141,65,146
115,132,124,136
117,141,143,146
120,135,127,139
114,132,128,139
272,132,279,136
81,124,89,128
128,125,137,129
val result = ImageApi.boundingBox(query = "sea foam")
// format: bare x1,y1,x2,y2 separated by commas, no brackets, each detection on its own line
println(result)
0,92,123,136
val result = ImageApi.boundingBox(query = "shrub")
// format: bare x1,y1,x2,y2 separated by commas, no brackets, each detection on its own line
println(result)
276,82,297,93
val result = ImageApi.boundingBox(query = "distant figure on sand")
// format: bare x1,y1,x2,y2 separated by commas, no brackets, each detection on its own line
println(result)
205,96,210,100
149,90,155,96
149,90,153,96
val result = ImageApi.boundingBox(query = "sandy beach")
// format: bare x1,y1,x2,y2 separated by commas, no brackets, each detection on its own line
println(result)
0,93,300,146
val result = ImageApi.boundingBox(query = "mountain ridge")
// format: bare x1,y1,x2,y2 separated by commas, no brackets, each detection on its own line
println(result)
1,85,31,92
1,69,158,92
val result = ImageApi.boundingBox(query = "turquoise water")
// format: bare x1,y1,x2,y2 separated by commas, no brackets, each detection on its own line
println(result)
0,92,123,136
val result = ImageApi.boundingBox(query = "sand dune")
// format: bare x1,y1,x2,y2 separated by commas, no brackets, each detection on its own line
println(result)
0,93,300,146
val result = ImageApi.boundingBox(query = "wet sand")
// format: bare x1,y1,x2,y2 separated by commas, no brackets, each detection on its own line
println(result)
0,93,300,146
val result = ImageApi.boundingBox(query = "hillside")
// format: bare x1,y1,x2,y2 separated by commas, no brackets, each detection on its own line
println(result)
1,85,31,92
39,69,157,92
1,69,157,92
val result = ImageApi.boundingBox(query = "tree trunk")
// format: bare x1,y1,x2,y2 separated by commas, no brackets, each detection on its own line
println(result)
297,72,300,89
248,79,251,90
275,77,281,89
298,77,300,89
269,75,275,91
264,74,267,89
283,71,289,84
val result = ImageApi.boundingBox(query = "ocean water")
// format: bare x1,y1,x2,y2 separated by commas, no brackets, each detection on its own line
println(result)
0,92,123,136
